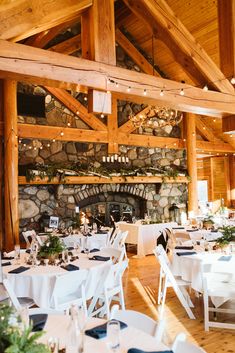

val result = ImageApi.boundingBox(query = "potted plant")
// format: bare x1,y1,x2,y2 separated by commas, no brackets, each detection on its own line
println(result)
0,303,49,353
216,225,235,249
38,234,65,263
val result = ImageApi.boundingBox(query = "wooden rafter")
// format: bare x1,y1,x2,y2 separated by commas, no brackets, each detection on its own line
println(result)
48,34,81,55
218,0,235,81
116,29,161,77
196,117,220,142
123,0,234,94
44,87,107,131
0,0,92,42
0,40,235,117
118,106,150,134
196,140,235,154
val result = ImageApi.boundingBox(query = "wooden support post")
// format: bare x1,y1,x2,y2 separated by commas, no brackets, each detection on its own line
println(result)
185,114,198,216
229,155,235,208
108,97,118,154
4,80,19,251
0,80,3,251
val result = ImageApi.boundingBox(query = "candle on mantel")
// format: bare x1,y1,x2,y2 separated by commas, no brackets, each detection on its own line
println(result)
110,156,114,162
118,157,121,162
114,154,118,160
102,156,106,162
122,156,125,162
107,156,110,162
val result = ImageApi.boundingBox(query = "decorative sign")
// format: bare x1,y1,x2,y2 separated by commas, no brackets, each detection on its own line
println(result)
88,89,112,114
49,216,59,228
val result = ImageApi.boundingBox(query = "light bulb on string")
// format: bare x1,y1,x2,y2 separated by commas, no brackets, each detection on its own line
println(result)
47,143,50,148
115,82,119,88
203,85,208,91
84,96,87,101
230,77,235,84
60,132,64,136
160,90,164,96
29,146,32,150
23,143,26,147
52,139,56,143
143,89,147,96
180,88,184,96
127,86,131,92
67,122,71,127
101,113,104,118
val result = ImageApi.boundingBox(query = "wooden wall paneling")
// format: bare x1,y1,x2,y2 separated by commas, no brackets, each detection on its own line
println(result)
229,155,235,207
224,157,231,206
0,80,3,250
222,115,235,133
197,158,212,201
0,40,235,117
186,113,198,214
211,157,229,206
4,80,19,251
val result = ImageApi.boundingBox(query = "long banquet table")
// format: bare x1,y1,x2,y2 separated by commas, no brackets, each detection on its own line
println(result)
117,221,177,257
3,252,110,308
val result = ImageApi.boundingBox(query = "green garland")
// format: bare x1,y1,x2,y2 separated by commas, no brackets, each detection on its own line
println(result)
216,225,235,246
38,234,65,257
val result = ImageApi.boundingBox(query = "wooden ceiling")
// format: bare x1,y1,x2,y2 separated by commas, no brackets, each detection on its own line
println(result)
0,0,234,153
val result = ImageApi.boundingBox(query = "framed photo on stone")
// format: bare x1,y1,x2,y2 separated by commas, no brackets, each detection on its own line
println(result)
49,216,59,229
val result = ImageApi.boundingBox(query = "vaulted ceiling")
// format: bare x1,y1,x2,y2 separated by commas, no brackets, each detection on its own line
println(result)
0,0,234,152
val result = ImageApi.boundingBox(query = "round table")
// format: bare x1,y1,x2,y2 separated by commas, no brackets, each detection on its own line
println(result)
3,252,110,308
39,315,169,352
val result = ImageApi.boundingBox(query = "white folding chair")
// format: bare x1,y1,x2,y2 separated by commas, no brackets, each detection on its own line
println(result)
172,231,191,245
99,247,125,263
110,304,165,343
202,264,235,331
89,260,128,319
153,245,195,319
3,278,35,310
22,230,37,248
50,269,88,312
172,333,207,353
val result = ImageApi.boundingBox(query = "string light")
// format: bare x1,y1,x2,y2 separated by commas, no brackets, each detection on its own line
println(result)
84,96,87,101
60,132,64,136
127,86,131,92
160,90,164,96
67,122,71,127
52,139,56,143
231,77,235,84
203,85,208,91
115,82,119,88
213,119,216,122
76,111,79,115
180,88,184,96
101,113,104,118
47,143,50,147
143,89,147,96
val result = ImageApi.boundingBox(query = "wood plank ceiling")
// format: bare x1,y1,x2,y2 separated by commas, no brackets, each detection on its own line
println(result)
0,0,234,154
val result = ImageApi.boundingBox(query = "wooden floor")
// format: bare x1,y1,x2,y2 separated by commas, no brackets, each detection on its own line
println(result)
123,251,235,353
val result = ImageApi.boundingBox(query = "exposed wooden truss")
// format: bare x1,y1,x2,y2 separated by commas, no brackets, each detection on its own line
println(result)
48,34,81,55
196,117,220,142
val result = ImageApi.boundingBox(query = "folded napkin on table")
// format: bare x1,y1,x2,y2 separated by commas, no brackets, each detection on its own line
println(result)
8,266,30,274
218,256,232,262
175,246,194,250
81,248,99,254
67,247,74,251
89,255,110,261
187,229,199,232
211,229,218,232
95,230,108,234
61,264,80,271
176,251,197,256
172,227,185,230
2,262,11,266
2,256,14,260
127,349,173,353
25,249,31,254
60,235,69,238
85,321,127,339
30,314,48,332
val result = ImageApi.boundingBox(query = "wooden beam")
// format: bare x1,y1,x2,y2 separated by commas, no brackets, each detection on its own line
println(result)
196,140,235,153
186,113,198,214
89,0,116,65
18,124,108,144
0,40,235,117
81,10,92,60
18,175,189,185
118,106,152,134
196,116,220,142
222,116,235,133
108,97,118,154
218,0,235,80
229,155,235,207
116,29,161,77
118,133,184,149
123,0,234,94
4,80,19,251
44,86,107,131
0,0,92,41
48,34,81,55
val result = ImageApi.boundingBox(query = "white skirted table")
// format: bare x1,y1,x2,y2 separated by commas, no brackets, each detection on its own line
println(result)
117,221,177,257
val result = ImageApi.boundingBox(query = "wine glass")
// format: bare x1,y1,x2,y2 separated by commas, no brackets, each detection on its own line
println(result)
14,245,21,265
107,320,120,352
83,237,90,257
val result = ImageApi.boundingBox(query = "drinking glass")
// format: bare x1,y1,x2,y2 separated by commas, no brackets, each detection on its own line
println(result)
14,245,21,265
107,320,120,352
47,337,59,353
83,237,90,257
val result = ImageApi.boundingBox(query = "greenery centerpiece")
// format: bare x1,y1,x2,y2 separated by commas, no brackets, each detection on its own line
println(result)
202,216,214,229
216,225,235,248
0,303,49,353
38,234,65,262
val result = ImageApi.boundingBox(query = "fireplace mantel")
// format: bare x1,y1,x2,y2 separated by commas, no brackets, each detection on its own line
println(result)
18,175,189,185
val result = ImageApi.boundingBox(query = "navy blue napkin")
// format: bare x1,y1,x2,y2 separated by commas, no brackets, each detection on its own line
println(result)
85,321,127,339
89,255,110,261
127,349,173,353
187,229,199,232
175,246,194,250
176,251,197,256
2,256,14,260
172,227,185,230
211,229,218,232
95,230,108,234
30,314,48,332
8,266,30,274
67,247,74,251
81,248,99,254
61,264,80,271
218,256,232,262
2,261,11,266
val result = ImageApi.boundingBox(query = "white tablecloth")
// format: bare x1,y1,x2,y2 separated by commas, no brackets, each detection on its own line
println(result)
3,252,110,308
39,315,168,352
172,228,223,242
171,251,235,306
117,222,177,257
61,233,108,250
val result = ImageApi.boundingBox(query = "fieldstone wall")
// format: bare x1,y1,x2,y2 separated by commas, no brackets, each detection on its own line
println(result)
18,45,188,233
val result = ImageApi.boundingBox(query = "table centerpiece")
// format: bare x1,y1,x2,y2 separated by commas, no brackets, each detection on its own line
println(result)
38,234,65,264
216,225,235,249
